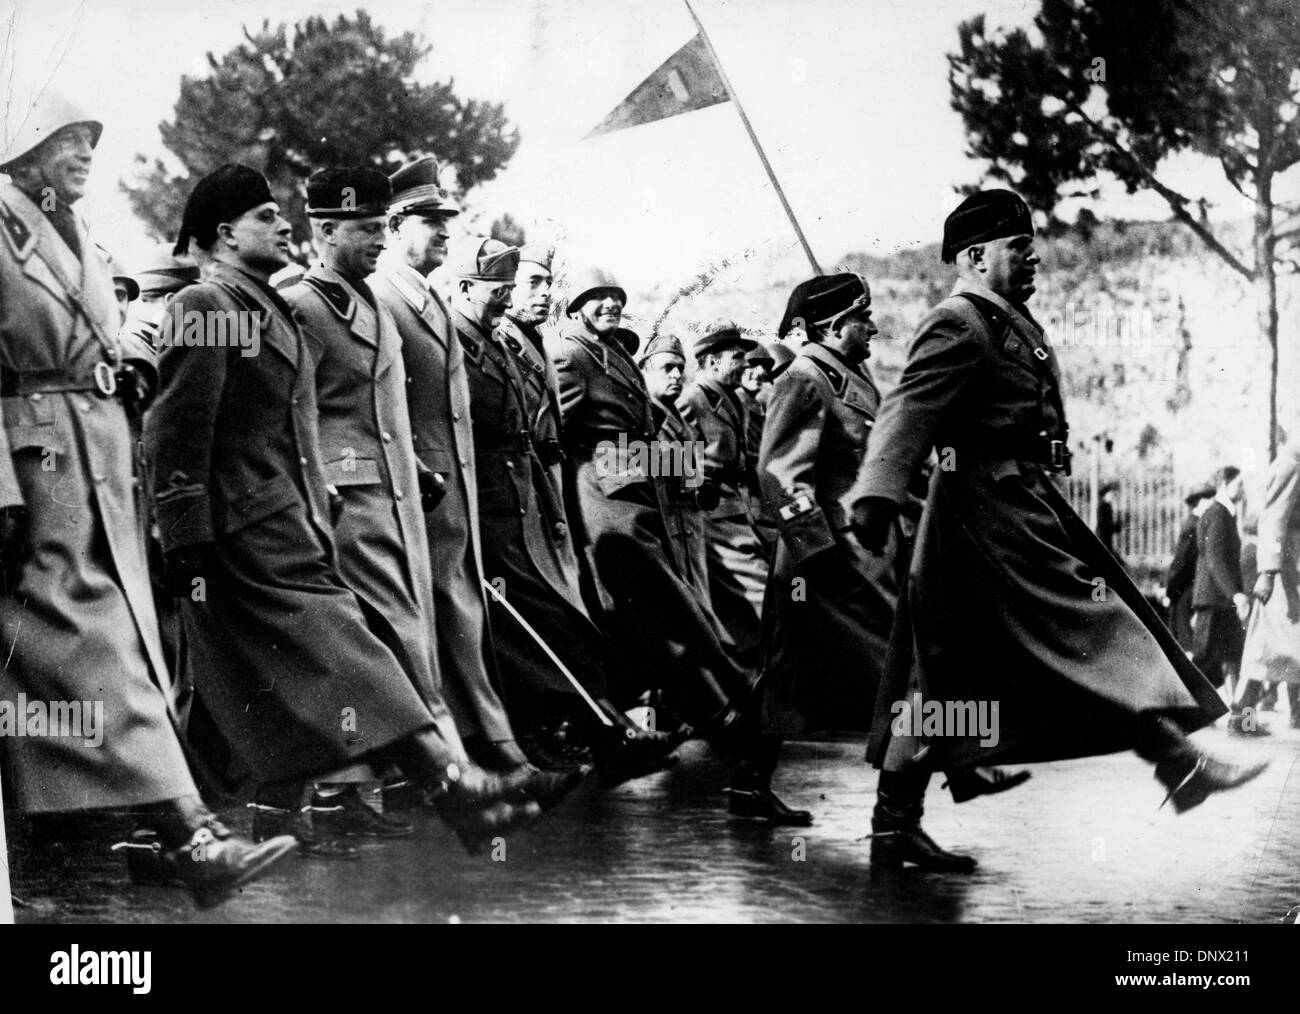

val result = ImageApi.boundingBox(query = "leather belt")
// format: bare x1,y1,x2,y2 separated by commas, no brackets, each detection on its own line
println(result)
0,364,118,399
956,431,1072,475
476,432,566,466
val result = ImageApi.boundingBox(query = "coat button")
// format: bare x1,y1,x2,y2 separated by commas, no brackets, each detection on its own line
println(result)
505,460,515,470
78,401,91,413
299,456,308,466
394,490,404,501
452,411,461,421
93,472,106,483
29,393,41,402
381,431,392,442
460,459,470,469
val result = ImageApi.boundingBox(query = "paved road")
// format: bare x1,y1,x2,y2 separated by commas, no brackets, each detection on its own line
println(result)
10,712,1299,923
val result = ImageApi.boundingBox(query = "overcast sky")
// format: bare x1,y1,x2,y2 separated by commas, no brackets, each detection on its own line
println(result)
3,0,1273,288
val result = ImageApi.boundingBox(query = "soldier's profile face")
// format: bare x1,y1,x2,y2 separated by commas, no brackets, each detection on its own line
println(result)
226,202,293,273
32,124,95,203
740,363,768,392
465,277,514,322
643,354,685,399
979,233,1039,302
332,216,388,277
710,346,748,387
837,308,878,360
579,291,624,335
513,265,553,324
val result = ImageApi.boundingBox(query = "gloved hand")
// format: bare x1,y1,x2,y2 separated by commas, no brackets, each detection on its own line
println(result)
696,480,721,512
0,504,30,595
115,363,155,418
850,496,899,555
161,542,216,599
418,471,447,513
1254,571,1276,607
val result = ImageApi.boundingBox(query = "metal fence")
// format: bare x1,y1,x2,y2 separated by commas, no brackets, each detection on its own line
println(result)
1058,473,1183,589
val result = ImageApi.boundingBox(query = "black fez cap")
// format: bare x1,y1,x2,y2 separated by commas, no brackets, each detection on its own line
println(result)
941,189,1033,264
777,273,870,339
173,163,274,256
306,166,392,219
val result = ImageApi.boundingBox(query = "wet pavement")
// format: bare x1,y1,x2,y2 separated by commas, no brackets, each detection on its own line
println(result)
10,714,1300,924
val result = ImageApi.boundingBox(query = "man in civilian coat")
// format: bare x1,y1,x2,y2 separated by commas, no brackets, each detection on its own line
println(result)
0,101,296,905
848,190,1264,871
1165,485,1215,653
1239,431,1300,728
1191,465,1250,707
146,165,543,856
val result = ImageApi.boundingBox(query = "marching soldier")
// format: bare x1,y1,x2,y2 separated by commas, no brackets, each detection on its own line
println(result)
678,320,771,667
0,96,296,905
554,271,752,743
145,164,543,856
847,189,1266,870
372,158,541,795
750,341,794,551
449,238,671,783
638,332,712,602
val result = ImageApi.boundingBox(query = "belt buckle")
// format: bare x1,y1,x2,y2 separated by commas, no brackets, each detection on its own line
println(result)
1048,438,1071,475
94,361,118,398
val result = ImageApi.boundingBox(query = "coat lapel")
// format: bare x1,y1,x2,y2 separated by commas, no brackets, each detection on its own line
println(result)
210,263,299,367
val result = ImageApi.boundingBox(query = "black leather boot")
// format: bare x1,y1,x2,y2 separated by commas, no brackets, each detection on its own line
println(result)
250,802,360,860
1155,750,1269,813
870,770,976,872
727,734,812,826
943,765,1032,803
311,787,414,839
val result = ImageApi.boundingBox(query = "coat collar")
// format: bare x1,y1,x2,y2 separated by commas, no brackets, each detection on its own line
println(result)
801,342,880,418
559,317,647,400
952,276,1062,383
377,261,451,350
206,261,299,366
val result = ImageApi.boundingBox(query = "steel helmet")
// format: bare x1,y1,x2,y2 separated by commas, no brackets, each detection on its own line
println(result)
566,267,626,315
1,88,102,169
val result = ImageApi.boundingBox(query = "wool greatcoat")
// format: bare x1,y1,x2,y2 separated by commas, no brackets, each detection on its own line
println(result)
1241,443,1300,685
677,374,770,665
143,261,437,783
758,341,903,734
454,307,612,709
0,179,195,812
648,394,711,603
370,265,514,743
553,316,750,720
850,278,1225,770
282,266,444,718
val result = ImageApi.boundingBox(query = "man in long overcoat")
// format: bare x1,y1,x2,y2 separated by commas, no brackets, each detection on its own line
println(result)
146,165,542,855
848,189,1265,871
678,321,771,667
0,102,295,904
554,270,751,738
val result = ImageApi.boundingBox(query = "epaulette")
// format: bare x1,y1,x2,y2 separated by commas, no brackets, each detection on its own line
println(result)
301,276,356,322
0,197,35,261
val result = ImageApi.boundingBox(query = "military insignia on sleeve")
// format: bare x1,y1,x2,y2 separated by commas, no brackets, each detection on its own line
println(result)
778,493,816,521
0,202,35,260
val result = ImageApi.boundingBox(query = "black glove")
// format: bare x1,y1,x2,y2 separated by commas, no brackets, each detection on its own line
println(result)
850,496,899,555
0,504,30,595
418,471,447,513
696,480,722,512
161,542,216,599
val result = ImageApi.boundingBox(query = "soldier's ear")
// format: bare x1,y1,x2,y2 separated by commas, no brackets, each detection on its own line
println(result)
216,222,238,251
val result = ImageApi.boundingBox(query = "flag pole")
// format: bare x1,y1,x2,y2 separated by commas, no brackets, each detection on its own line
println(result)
684,0,823,275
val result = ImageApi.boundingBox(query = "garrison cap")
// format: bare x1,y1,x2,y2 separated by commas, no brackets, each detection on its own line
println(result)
638,333,686,366
941,189,1034,264
694,318,757,358
777,273,870,338
306,166,391,219
0,88,102,168
387,156,460,217
173,163,275,256
446,236,519,281
518,244,555,272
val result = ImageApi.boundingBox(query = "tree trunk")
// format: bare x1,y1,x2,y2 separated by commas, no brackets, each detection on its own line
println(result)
1253,170,1279,463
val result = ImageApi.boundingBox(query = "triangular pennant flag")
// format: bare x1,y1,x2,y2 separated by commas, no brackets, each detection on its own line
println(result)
585,32,729,138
